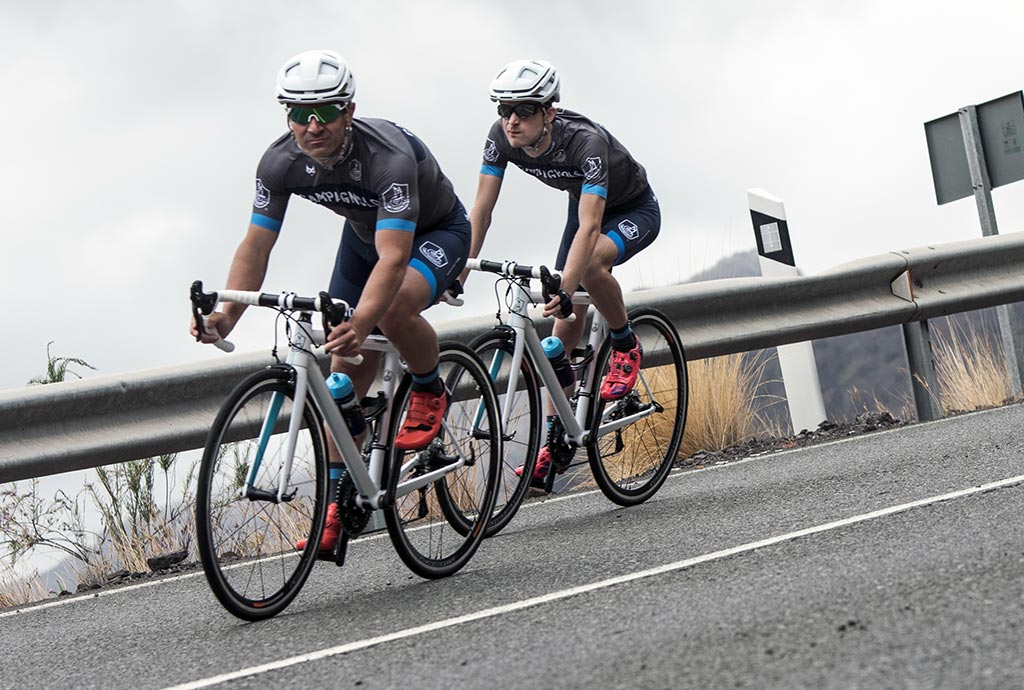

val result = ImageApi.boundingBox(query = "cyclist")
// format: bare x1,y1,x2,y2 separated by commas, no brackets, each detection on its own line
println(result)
466,59,661,485
190,49,470,549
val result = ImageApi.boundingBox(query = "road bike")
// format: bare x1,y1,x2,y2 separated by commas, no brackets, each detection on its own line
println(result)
466,259,687,536
189,282,501,620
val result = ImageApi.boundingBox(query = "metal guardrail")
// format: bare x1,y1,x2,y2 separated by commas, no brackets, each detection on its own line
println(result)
3,232,1024,484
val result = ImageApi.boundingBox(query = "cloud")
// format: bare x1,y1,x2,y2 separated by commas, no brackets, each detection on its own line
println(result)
3,0,1024,394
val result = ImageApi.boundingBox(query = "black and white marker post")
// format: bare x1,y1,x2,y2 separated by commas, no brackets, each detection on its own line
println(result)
747,188,827,433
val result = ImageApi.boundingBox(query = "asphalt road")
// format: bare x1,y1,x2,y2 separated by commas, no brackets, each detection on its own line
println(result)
3,403,1024,689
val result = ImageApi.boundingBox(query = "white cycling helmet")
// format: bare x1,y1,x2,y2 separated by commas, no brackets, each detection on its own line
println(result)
488,59,560,104
275,50,355,105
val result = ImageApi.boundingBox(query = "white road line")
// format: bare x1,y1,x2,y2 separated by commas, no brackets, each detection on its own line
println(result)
0,407,1008,620
0,569,208,619
162,473,1024,690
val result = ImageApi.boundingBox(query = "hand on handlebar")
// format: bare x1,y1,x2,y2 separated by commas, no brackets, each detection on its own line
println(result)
543,288,575,320
438,279,465,307
324,320,364,359
191,312,236,352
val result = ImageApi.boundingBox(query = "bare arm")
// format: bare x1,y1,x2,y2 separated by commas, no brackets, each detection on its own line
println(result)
461,173,503,283
556,193,605,296
325,229,412,357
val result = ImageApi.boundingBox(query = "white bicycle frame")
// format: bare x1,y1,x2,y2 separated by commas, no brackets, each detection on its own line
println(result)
208,290,473,512
469,261,660,449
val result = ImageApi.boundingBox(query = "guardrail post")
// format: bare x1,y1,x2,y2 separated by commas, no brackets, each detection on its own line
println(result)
902,320,943,421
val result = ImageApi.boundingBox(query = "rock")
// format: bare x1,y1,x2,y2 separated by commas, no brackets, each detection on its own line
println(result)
147,549,188,572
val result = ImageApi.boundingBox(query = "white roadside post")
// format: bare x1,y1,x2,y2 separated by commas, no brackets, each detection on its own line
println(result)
747,188,828,433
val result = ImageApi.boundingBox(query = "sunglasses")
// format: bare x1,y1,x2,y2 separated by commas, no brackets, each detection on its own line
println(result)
287,104,347,125
497,102,544,119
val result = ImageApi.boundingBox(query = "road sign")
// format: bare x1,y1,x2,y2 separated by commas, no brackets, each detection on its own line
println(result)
925,90,1024,204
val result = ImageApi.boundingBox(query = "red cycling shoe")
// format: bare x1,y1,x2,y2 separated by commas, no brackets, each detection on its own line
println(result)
514,446,567,488
394,389,448,450
295,502,341,551
600,339,643,401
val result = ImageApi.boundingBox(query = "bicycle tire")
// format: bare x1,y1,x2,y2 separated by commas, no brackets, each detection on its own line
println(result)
196,366,328,621
470,328,543,536
586,308,687,506
383,341,501,578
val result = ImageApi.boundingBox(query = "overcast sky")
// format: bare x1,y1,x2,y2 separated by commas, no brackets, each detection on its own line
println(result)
3,0,1024,392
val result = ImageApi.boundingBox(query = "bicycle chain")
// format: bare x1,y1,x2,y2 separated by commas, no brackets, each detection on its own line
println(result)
335,473,371,536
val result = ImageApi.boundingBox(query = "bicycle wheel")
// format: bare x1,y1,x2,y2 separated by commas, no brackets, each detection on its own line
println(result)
470,327,542,536
196,366,328,621
587,308,687,506
383,341,501,578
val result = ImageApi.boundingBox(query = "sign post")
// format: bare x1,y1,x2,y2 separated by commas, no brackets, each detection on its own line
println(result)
747,188,828,433
925,91,1024,397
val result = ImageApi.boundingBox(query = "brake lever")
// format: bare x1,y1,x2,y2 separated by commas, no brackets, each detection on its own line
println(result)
319,291,363,366
188,280,234,351
537,267,575,321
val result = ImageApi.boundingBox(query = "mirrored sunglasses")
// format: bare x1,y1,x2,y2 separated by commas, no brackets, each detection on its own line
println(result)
497,102,542,119
287,104,346,125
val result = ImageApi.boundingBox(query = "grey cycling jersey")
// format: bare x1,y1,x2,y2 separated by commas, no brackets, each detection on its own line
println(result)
251,118,459,244
479,109,649,211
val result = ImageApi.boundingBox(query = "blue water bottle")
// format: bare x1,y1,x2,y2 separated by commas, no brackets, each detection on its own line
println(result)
326,373,366,436
541,336,575,389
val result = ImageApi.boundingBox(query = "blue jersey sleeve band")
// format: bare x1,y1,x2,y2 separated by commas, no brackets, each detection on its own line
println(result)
409,258,438,303
481,165,506,178
582,183,608,199
251,213,283,232
376,218,417,232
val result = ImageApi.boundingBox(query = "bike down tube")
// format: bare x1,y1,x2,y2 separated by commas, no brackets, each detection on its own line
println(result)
307,374,382,507
522,325,585,443
358,336,401,487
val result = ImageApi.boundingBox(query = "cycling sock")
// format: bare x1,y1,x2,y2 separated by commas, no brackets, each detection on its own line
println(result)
327,463,345,503
610,323,636,352
410,366,444,396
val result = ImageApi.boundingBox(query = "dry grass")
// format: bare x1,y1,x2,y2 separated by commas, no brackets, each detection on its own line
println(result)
846,385,915,421
680,352,779,456
582,351,777,489
932,317,1013,414
0,565,49,608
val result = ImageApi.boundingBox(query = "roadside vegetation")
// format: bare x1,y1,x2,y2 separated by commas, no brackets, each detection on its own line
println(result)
679,351,780,457
931,315,1014,414
1,343,195,606
2,315,1019,607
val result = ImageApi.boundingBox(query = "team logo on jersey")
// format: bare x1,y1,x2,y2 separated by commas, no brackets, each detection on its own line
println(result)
349,160,362,181
483,138,499,163
552,149,567,163
305,164,316,176
420,241,448,268
583,156,603,181
253,178,270,209
618,219,639,240
382,183,411,212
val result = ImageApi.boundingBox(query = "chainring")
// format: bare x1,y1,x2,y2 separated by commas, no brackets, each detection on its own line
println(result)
335,473,371,536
